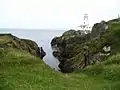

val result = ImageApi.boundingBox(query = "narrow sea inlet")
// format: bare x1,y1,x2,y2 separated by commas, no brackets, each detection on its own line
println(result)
0,29,65,70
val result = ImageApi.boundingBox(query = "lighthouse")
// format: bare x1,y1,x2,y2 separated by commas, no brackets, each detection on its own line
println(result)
76,14,92,34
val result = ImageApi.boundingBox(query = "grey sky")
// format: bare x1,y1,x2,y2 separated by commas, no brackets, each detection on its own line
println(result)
0,0,119,29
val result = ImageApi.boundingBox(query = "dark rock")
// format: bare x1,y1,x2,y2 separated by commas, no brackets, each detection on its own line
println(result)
91,21,108,38
36,47,46,59
40,47,46,59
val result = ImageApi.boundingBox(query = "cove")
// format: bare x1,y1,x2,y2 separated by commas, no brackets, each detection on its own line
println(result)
0,29,65,70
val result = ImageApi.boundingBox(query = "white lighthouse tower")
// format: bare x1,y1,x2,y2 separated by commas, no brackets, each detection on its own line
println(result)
76,14,92,34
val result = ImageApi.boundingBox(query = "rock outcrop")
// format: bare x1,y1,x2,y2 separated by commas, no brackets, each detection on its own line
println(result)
0,34,46,59
51,19,119,73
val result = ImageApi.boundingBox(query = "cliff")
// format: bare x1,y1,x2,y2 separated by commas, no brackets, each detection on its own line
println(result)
51,19,120,73
0,34,46,59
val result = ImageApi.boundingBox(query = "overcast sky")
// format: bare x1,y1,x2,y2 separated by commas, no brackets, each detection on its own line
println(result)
0,0,119,29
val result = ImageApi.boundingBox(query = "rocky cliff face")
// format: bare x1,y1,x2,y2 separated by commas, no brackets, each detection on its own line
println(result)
51,20,119,73
0,34,46,59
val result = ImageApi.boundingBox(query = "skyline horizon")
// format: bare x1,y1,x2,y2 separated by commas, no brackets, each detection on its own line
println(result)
0,0,119,29
0,16,118,30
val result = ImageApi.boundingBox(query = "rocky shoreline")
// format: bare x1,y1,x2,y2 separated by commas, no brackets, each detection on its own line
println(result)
51,20,115,73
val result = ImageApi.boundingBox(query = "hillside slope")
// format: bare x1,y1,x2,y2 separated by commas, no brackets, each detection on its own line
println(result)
1,43,120,90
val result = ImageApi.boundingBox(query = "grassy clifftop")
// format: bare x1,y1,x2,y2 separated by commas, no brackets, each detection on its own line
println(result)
0,34,46,59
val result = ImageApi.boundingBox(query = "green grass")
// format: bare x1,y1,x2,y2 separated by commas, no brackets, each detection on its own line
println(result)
1,21,120,90
0,48,120,90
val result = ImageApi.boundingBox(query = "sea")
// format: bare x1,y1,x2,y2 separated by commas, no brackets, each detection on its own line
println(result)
0,29,66,71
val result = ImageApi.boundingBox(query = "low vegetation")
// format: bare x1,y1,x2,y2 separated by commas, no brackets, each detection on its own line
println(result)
0,48,120,90
0,19,120,90
0,47,120,90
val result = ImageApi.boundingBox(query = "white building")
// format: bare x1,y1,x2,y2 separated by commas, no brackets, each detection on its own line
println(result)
76,14,92,34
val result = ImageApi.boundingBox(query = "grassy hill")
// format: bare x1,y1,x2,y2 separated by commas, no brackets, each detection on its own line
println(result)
1,47,120,90
1,19,120,90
